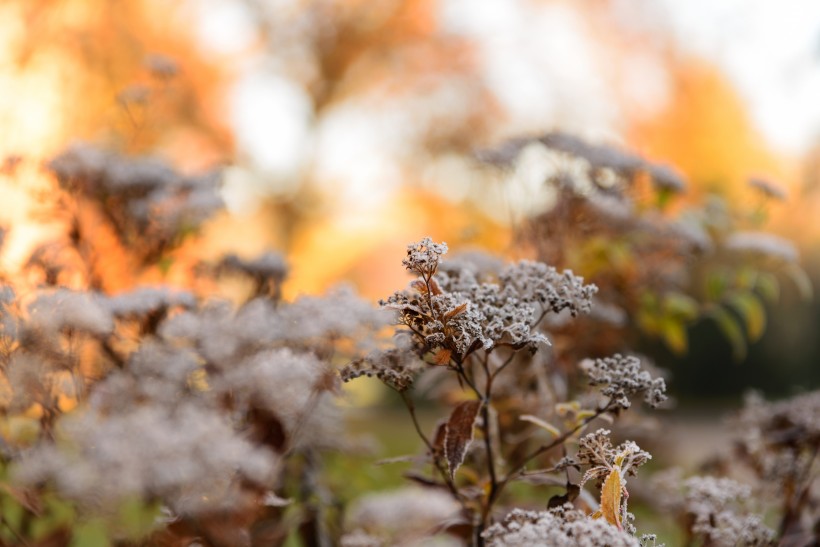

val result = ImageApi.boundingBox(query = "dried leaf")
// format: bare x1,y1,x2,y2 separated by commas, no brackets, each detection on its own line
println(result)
444,400,482,480
411,280,428,294
593,468,624,530
433,348,452,366
443,303,468,322
428,277,443,296
519,414,560,437
432,420,447,456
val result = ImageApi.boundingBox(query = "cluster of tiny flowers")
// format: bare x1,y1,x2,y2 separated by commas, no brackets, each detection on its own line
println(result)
214,252,289,297
499,260,597,317
105,286,196,319
342,487,462,547
653,472,776,547
402,237,449,277
381,239,597,361
482,505,643,547
26,289,114,337
683,476,775,546
340,346,425,392
568,429,651,486
581,354,667,409
734,390,820,481
48,143,223,248
14,400,278,516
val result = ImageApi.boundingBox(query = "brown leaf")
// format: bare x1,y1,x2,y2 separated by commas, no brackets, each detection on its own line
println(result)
433,348,452,366
443,303,468,322
428,277,443,295
411,279,428,294
432,419,448,456
444,400,482,480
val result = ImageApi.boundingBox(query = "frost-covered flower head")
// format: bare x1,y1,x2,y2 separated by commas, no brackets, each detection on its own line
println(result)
581,354,667,410
556,429,652,531
652,471,775,547
483,505,646,547
402,237,448,277
14,400,278,516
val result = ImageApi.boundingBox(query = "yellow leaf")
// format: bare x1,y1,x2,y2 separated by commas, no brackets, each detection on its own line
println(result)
519,414,560,437
595,468,623,530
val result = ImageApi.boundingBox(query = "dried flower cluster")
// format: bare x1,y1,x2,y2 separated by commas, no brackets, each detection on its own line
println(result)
379,238,595,362
49,143,223,242
653,471,776,547
343,238,666,545
482,505,651,547
581,354,667,409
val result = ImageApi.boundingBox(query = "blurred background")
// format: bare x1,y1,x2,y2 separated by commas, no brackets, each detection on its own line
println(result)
1,0,819,402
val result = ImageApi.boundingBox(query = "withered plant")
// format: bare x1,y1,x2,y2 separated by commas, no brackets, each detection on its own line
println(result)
341,238,667,545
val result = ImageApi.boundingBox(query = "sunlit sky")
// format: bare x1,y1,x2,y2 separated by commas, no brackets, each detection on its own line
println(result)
193,0,820,213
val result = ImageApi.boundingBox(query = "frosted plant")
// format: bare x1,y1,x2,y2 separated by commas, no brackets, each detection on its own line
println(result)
105,286,196,319
580,354,667,410
213,348,340,451
652,472,775,547
343,487,463,547
26,289,113,337
14,400,278,516
482,505,648,547
556,429,651,531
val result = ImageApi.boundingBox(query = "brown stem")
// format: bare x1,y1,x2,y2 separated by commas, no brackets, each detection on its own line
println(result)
399,391,465,506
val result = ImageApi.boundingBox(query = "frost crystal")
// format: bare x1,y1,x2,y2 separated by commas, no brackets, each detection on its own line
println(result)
581,354,667,409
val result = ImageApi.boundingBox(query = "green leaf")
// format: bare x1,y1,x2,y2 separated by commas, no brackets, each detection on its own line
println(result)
660,317,687,355
755,272,780,303
706,271,728,301
709,306,746,361
728,292,766,342
662,293,699,321
735,267,757,290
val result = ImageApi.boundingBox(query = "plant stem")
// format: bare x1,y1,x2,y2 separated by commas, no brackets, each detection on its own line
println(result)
398,391,465,506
